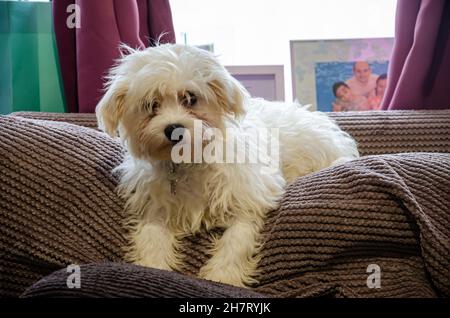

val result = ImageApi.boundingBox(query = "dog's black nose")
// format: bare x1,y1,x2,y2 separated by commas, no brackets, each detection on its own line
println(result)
164,124,185,142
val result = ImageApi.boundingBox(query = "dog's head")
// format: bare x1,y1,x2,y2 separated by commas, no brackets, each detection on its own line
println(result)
96,44,248,161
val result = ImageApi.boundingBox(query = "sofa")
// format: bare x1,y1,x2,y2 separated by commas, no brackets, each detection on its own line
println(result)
1,110,449,298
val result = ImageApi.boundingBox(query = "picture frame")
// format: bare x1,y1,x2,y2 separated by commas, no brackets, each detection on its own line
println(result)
290,37,394,112
226,65,285,102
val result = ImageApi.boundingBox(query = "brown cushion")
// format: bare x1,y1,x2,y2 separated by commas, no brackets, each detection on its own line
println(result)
255,153,449,297
10,112,100,130
0,116,126,297
1,114,449,298
327,110,450,155
11,110,450,156
20,262,266,298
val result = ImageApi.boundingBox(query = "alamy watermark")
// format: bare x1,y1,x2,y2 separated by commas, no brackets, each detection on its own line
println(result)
169,120,280,174
66,264,81,289
366,264,381,289
66,4,81,29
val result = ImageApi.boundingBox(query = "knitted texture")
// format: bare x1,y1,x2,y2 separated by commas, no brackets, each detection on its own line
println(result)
1,111,450,298
21,262,265,298
327,110,450,155
11,112,100,130
0,116,126,297
11,110,450,156
255,153,449,297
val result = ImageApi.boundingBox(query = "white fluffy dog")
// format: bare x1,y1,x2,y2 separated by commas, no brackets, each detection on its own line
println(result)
95,44,359,287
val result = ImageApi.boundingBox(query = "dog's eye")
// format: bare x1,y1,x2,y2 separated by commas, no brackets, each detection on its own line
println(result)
144,100,159,113
181,91,197,107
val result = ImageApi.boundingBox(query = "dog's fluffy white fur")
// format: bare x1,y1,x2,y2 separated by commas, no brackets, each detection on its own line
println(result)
95,43,359,287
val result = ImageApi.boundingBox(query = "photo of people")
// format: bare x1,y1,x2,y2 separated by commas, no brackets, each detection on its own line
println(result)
346,61,379,99
367,73,387,110
291,38,394,111
332,81,370,112
315,61,389,112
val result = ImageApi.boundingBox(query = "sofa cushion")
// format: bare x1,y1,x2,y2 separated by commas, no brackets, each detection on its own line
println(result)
20,262,265,298
255,152,449,297
0,116,126,297
1,114,449,298
11,110,450,156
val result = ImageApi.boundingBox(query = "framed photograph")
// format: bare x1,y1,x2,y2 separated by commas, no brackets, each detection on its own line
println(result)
290,38,394,112
226,65,285,101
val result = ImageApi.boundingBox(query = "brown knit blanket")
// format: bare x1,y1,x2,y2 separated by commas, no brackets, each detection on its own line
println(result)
1,111,450,298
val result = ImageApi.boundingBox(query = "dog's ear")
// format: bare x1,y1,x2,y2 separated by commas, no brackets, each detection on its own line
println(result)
95,81,127,137
208,77,247,118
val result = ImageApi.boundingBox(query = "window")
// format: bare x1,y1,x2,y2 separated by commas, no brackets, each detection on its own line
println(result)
170,0,396,102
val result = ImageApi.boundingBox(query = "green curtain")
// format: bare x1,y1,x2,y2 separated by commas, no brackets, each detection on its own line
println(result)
0,1,66,114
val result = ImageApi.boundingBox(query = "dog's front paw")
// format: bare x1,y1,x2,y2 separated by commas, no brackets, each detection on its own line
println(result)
198,263,258,288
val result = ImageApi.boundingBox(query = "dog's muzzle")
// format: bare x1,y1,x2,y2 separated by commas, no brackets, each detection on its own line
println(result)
164,124,185,143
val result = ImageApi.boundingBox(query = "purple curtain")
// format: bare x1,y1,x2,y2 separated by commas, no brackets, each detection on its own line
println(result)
53,0,175,113
382,0,450,110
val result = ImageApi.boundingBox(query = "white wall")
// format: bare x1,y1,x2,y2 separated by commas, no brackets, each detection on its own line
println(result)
170,0,397,101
